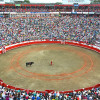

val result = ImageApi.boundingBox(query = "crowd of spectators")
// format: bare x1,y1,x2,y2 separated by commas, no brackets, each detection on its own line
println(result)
0,7,71,12
0,7,100,100
76,7,100,12
0,85,100,100
0,15,99,48
0,7,100,12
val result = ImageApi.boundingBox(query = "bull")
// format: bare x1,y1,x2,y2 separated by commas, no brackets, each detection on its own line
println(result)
26,62,34,66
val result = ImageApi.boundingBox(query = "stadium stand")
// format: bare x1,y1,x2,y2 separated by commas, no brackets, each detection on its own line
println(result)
0,3,100,99
0,4,100,12
0,15,99,48
0,85,100,99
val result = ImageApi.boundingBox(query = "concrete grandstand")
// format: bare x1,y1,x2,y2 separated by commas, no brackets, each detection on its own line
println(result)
0,0,100,99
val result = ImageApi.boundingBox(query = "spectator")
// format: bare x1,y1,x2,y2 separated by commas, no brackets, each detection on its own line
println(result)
0,85,99,99
0,15,99,49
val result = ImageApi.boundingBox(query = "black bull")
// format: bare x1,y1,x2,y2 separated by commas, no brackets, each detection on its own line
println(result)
26,62,34,66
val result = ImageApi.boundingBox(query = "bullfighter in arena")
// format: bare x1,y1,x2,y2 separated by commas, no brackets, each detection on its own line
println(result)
51,61,53,66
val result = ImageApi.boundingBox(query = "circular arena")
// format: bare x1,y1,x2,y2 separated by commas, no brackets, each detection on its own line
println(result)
0,3,100,99
0,40,100,91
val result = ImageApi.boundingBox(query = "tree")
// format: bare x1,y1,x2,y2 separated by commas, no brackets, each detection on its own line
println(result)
55,2,62,4
90,0,100,4
24,0,30,3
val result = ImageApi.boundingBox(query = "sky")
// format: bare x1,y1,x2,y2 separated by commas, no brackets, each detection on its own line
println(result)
3,0,91,4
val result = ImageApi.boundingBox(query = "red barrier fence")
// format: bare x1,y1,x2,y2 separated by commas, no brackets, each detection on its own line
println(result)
0,40,100,93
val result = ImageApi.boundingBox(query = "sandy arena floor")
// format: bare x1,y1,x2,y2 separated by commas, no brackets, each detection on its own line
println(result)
0,44,100,91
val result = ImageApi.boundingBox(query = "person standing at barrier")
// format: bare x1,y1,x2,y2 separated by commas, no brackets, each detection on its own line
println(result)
1,45,6,54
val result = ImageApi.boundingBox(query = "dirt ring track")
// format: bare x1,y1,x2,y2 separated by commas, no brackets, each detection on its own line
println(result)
0,41,100,91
